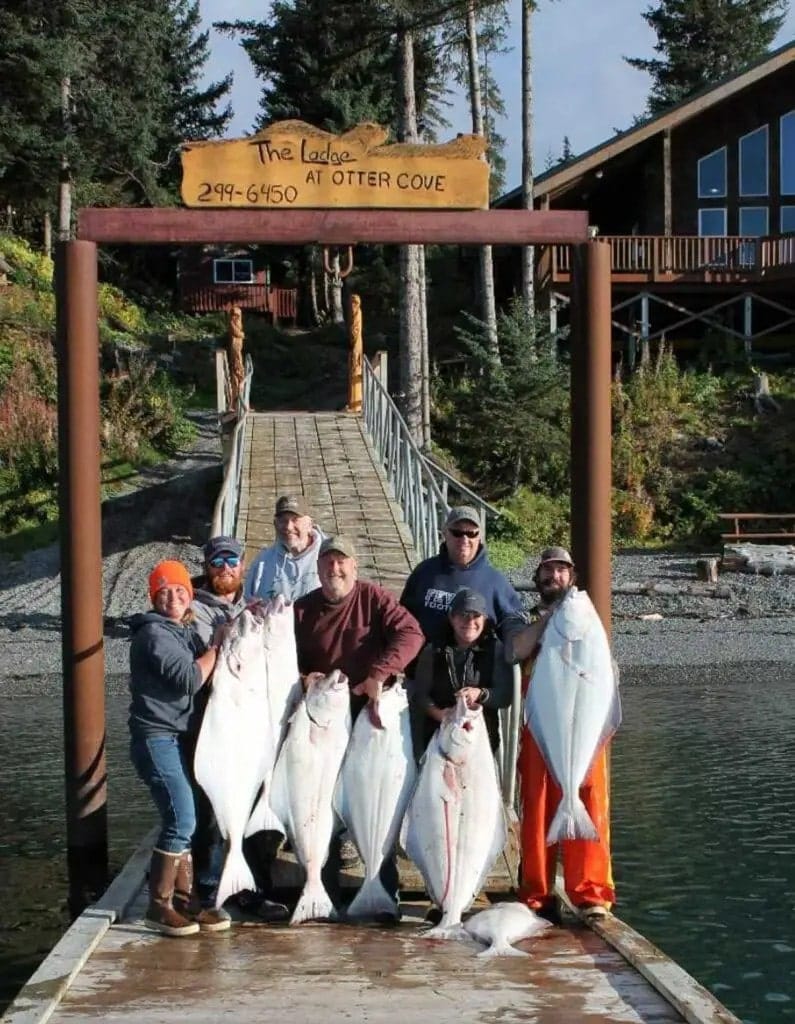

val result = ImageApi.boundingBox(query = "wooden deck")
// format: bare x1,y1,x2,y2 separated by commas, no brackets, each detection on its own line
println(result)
541,233,795,286
237,412,416,592
3,827,714,1024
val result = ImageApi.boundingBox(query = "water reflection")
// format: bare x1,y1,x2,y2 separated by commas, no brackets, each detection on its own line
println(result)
1,665,794,1022
612,663,795,1024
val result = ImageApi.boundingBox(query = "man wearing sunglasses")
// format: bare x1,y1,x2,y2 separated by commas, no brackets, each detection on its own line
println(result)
191,536,247,648
400,506,523,645
191,535,290,923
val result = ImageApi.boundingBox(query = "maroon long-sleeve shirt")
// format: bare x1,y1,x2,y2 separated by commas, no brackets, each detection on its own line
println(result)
294,580,425,688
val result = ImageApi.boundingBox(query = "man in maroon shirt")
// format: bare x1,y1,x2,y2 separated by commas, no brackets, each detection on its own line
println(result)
294,535,424,717
294,535,424,915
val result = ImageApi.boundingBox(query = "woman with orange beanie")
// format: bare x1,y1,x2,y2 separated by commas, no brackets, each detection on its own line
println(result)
128,560,227,937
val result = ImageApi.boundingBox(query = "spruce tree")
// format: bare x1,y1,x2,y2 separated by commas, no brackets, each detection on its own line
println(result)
627,0,788,114
0,0,231,232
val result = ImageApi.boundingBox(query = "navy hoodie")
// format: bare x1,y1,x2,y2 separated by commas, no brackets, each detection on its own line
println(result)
400,543,523,645
128,612,206,738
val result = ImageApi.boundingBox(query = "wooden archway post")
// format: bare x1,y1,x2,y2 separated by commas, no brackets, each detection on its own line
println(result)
570,240,613,636
55,240,109,914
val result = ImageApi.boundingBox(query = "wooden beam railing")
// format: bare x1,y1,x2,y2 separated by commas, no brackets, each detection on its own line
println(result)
551,233,795,278
718,512,795,542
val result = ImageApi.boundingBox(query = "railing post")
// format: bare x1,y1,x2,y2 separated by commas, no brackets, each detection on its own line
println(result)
55,240,108,915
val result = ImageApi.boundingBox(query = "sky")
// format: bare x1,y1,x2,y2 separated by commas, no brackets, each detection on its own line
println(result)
199,0,795,193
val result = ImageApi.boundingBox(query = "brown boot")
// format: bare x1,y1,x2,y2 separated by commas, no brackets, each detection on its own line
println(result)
174,851,231,933
145,849,200,937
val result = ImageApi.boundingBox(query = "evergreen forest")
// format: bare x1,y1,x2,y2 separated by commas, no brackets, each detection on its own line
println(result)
1,0,795,563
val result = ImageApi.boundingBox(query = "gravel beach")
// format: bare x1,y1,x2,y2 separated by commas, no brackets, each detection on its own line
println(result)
1,414,793,689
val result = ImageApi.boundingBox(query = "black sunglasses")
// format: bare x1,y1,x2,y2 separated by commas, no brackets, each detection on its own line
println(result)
209,555,241,568
448,528,479,539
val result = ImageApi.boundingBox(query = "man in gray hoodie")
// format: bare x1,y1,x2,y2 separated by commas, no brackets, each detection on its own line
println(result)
245,494,326,602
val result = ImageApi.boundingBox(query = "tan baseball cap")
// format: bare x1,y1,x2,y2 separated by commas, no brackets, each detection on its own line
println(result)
319,534,357,560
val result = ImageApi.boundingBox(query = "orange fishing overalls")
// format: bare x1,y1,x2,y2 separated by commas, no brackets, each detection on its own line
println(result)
516,661,615,911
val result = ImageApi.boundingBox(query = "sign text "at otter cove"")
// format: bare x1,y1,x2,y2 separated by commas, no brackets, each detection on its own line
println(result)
180,121,490,210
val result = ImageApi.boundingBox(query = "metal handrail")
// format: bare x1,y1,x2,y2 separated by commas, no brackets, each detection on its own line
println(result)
424,456,500,535
362,356,449,561
211,352,253,537
361,353,521,805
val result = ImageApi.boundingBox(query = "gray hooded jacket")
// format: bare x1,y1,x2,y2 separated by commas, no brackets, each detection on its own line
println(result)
244,528,326,603
128,612,205,738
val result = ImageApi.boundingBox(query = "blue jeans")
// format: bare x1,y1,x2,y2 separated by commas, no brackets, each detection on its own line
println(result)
130,733,196,854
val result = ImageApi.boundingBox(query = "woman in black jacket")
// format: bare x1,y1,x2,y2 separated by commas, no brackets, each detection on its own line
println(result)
411,587,513,761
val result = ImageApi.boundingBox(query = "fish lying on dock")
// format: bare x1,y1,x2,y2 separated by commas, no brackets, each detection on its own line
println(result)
270,671,351,924
194,608,276,908
524,587,621,844
401,694,506,937
245,595,303,837
463,902,552,957
334,684,416,921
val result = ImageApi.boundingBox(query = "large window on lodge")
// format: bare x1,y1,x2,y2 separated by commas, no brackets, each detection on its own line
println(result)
781,112,795,196
739,126,768,197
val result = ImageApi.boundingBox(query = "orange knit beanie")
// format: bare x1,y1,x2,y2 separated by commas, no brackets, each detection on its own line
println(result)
148,560,194,603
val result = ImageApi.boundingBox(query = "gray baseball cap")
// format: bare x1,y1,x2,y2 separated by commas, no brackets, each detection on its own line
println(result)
538,546,574,567
319,534,357,560
449,587,488,617
445,506,481,529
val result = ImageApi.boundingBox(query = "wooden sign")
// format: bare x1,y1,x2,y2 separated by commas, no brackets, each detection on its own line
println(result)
181,121,490,211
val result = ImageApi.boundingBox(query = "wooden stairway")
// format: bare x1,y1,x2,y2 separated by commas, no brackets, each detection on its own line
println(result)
236,411,417,592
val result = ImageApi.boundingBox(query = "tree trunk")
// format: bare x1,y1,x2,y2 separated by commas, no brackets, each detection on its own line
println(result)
520,2,535,325
330,251,344,324
308,250,320,327
399,246,423,438
58,76,72,242
397,21,425,441
418,245,431,449
466,1,499,361
43,211,53,258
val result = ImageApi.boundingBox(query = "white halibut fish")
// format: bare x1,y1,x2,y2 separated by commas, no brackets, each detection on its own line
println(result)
245,595,303,836
194,608,276,908
401,694,507,937
524,586,621,844
334,684,416,920
464,902,552,957
270,671,351,924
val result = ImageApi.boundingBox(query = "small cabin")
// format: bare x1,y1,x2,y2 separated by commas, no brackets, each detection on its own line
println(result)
178,247,298,324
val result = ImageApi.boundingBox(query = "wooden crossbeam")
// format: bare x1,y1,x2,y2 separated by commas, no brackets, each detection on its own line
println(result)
77,207,590,246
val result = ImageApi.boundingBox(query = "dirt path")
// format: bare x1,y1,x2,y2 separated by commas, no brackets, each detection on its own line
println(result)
0,413,221,683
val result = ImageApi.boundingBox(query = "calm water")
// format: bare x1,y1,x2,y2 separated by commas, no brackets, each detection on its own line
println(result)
1,666,793,1022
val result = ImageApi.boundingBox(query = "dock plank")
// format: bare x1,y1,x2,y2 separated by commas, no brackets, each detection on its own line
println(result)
46,912,683,1024
239,411,417,591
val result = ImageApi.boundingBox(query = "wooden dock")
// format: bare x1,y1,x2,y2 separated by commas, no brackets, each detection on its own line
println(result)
0,409,743,1024
237,411,416,592
2,827,741,1024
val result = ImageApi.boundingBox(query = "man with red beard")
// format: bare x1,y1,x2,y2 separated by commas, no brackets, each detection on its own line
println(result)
191,535,290,922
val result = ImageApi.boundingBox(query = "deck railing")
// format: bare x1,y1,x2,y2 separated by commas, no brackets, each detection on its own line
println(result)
551,232,795,278
183,284,297,318
362,355,449,562
211,351,253,537
361,353,521,808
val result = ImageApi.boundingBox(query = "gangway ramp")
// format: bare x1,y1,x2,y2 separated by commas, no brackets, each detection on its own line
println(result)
237,411,416,592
